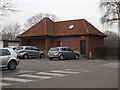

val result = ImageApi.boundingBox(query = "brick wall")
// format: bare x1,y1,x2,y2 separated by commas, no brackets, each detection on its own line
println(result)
20,36,104,57
88,37,104,57
20,38,45,51
50,36,104,57
51,37,88,54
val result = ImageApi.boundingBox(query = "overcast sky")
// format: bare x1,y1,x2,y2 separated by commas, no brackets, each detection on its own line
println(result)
2,0,117,32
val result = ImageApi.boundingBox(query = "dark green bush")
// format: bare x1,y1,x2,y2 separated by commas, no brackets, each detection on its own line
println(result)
95,47,118,60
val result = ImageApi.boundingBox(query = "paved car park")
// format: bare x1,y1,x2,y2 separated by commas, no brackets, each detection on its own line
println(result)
1,58,118,88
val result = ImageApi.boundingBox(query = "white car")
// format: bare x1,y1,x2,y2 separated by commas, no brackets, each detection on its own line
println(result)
0,48,20,70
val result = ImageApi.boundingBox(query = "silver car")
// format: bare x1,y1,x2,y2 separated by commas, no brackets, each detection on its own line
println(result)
0,48,19,70
48,47,80,60
15,46,44,59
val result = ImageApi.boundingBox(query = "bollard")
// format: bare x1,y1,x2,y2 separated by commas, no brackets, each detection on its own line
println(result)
89,52,92,59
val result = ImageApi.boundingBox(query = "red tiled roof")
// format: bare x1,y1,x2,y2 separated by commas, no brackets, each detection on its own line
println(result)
18,18,106,37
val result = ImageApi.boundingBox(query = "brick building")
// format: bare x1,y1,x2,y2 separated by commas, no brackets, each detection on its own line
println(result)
18,18,107,57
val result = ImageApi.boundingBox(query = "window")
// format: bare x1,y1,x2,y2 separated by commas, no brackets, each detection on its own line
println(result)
25,46,32,50
16,46,23,50
0,49,2,56
67,48,73,52
2,49,11,56
61,48,67,51
32,46,39,51
56,41,61,47
5,49,11,55
68,24,74,30
50,48,59,51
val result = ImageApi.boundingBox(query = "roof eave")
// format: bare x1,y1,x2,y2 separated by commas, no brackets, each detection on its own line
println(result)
18,34,107,39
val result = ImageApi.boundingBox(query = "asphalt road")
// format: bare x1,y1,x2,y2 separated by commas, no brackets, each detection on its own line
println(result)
1,58,118,88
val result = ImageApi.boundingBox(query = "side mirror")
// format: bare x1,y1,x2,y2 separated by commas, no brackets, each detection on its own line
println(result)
13,48,16,50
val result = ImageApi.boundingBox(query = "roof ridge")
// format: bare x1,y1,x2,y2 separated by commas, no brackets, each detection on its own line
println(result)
55,19,84,23
82,19,89,34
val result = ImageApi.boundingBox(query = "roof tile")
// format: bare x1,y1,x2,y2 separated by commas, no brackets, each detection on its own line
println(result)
18,18,106,37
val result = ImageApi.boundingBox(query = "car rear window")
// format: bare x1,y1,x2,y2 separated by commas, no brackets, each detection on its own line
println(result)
0,49,11,56
15,46,23,50
49,48,58,51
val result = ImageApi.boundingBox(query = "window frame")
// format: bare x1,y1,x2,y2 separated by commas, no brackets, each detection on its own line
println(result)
68,24,75,30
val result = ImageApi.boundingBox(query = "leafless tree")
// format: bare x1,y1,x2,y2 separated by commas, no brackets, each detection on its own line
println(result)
0,0,17,17
0,0,18,37
100,0,120,33
1,23,21,40
24,13,60,30
100,0,120,59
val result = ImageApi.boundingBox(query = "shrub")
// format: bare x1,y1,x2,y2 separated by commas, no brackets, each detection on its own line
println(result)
95,47,118,60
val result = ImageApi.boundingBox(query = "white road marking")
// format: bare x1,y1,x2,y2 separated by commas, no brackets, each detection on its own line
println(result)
2,77,33,82
103,63,118,66
82,70,90,72
0,82,11,87
64,69,71,70
18,74,52,79
36,72,65,76
49,70,79,74
103,63,118,68
1,69,81,87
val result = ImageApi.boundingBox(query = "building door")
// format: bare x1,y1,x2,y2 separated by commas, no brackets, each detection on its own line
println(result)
80,40,86,55
56,41,61,47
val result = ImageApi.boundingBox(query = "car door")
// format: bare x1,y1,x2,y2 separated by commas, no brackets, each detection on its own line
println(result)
25,46,34,57
60,48,69,58
0,49,11,67
66,48,75,59
32,46,40,58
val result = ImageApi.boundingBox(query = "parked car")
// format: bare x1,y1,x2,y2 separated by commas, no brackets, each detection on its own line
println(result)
48,47,80,60
14,46,44,59
0,48,20,70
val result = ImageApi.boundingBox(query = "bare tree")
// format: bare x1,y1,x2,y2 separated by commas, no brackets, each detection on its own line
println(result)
100,0,120,59
24,13,60,30
100,0,120,33
0,0,17,17
0,0,18,38
1,23,21,40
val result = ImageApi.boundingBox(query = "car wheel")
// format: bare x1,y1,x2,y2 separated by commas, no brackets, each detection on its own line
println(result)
23,54,28,59
49,57,53,60
59,55,64,60
75,54,79,59
7,61,17,70
40,54,44,58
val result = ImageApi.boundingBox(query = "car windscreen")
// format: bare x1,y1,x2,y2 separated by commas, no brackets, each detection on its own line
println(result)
49,48,58,51
15,46,23,50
